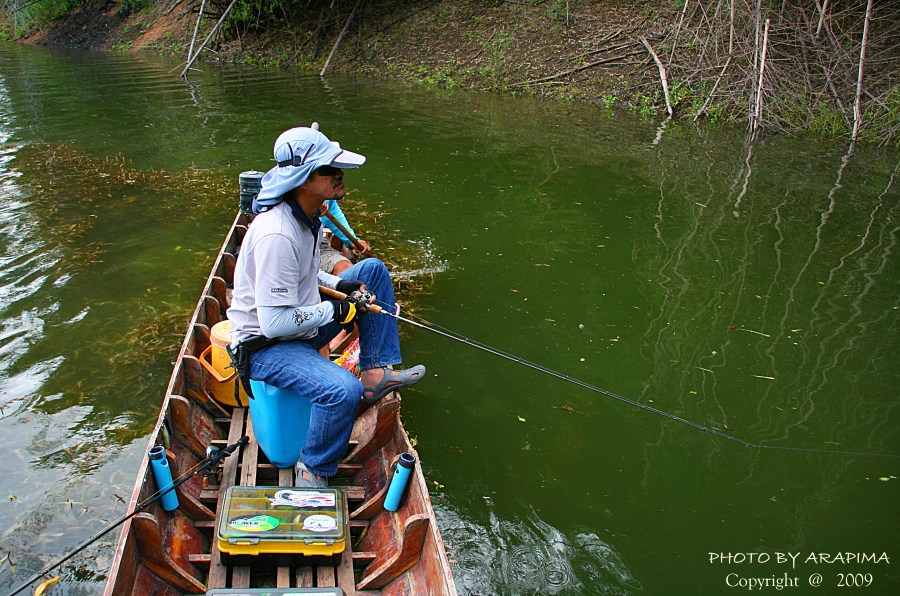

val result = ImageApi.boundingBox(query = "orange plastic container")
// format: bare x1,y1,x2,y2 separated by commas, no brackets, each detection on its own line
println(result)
198,320,248,407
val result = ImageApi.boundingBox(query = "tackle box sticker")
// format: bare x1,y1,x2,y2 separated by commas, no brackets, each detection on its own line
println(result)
270,489,336,508
228,514,281,532
303,514,338,533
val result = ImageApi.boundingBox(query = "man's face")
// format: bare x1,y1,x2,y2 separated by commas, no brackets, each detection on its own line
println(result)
307,165,346,202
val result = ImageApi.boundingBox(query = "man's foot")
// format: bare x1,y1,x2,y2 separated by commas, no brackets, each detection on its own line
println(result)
294,461,328,488
361,365,426,405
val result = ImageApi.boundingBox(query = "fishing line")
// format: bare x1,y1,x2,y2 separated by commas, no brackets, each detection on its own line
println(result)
367,297,898,460
8,436,249,596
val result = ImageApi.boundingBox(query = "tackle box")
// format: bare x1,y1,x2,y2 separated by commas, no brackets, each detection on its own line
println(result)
206,590,344,596
216,486,347,566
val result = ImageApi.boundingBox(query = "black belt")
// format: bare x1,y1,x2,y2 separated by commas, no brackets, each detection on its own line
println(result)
240,334,280,354
225,335,279,404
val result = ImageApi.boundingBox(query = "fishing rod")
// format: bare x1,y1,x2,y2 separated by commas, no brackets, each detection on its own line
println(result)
9,436,249,596
311,121,367,256
321,285,899,459
322,207,367,254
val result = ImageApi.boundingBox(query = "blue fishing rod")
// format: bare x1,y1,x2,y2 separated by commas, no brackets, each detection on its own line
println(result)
9,436,249,596
323,286,899,460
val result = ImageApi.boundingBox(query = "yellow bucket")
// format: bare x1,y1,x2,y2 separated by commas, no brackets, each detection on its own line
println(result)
198,320,248,407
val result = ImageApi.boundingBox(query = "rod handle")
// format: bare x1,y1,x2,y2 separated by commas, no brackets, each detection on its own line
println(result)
322,211,366,253
319,285,384,314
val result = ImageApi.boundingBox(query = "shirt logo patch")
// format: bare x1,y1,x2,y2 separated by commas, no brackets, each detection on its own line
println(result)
271,288,289,294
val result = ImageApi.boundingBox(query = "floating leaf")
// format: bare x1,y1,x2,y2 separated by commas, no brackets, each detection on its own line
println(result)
34,576,60,596
555,403,585,415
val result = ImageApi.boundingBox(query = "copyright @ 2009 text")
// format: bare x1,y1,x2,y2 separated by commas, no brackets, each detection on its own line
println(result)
709,552,889,591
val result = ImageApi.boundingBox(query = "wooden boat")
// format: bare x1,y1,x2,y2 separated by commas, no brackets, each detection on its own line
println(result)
105,211,457,595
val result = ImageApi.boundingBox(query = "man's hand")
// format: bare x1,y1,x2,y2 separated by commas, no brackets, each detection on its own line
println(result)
331,299,357,332
336,279,364,295
351,238,372,257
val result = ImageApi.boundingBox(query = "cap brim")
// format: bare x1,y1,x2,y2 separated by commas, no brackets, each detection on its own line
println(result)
331,149,366,169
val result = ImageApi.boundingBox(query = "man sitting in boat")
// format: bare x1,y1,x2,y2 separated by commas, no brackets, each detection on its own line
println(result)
227,125,426,488
320,198,372,275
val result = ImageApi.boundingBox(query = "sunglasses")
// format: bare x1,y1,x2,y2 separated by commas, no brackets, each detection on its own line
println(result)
313,165,342,177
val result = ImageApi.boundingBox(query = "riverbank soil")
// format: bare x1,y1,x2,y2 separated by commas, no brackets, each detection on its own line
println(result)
26,0,125,47
9,0,899,144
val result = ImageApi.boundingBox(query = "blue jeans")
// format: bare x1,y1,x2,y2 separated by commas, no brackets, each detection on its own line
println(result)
249,258,402,476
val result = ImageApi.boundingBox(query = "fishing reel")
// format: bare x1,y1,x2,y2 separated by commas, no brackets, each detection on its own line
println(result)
202,445,222,487
347,289,374,310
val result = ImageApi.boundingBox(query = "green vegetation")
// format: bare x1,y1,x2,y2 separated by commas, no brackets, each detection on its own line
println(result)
1,0,896,145
543,0,570,23
118,0,150,17
226,0,296,30
2,0,81,38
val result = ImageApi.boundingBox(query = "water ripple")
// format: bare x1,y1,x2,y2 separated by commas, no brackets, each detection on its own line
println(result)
0,355,64,416
437,499,641,594
390,237,449,280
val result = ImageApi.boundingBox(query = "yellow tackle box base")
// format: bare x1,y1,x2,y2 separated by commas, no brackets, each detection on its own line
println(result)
216,486,347,566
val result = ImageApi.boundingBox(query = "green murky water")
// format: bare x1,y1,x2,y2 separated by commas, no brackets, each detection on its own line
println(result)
0,43,897,595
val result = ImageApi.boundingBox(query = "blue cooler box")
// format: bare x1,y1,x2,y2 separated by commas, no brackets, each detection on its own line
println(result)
249,380,313,468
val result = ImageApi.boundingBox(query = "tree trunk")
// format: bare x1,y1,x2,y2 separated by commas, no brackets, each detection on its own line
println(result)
321,0,362,77
851,0,874,147
640,36,673,117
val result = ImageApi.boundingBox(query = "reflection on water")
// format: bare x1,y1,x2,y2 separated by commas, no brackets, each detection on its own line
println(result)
636,139,898,458
0,42,897,594
439,499,641,594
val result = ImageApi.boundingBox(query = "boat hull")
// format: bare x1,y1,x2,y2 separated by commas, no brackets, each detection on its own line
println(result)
105,212,456,595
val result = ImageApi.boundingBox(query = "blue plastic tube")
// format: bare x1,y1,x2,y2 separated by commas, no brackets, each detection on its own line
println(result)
384,452,416,512
148,445,180,511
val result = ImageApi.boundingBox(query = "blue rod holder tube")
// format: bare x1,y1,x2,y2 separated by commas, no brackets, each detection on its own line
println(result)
384,452,416,512
148,445,180,511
